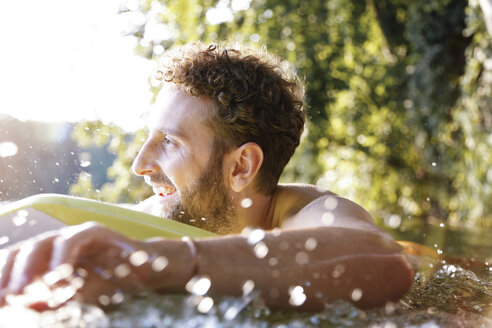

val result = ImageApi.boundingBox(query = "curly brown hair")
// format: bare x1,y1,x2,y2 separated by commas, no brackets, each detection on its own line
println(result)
154,42,305,195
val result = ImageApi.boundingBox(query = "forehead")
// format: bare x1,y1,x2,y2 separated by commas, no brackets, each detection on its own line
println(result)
148,84,216,137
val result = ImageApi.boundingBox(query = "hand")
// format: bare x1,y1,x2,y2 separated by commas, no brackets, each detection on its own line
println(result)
0,222,156,310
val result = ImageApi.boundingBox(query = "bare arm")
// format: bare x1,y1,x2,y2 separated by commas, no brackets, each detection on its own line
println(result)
0,196,413,311
171,227,413,310
148,194,413,310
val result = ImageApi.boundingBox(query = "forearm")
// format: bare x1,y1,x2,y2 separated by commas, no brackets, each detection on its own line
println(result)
146,227,414,310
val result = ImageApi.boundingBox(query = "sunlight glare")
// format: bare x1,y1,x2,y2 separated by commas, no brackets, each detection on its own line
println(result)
305,237,318,251
186,276,211,296
253,242,269,258
206,0,233,25
0,142,18,158
288,286,306,306
129,250,149,267
197,296,214,313
231,0,252,11
247,228,265,245
151,256,168,272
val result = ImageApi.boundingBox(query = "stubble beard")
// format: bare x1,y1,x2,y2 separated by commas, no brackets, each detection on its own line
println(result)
159,150,237,235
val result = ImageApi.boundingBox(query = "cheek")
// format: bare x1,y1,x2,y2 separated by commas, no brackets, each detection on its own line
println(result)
161,153,204,185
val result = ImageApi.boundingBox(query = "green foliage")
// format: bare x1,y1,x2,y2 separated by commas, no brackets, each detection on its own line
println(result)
71,0,491,226
70,121,152,203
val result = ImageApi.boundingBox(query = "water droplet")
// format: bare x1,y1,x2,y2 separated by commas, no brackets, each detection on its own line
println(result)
186,276,211,295
253,242,269,258
350,288,363,301
247,229,265,245
288,286,306,306
383,321,397,328
240,198,253,208
295,251,309,265
224,306,241,320
98,269,113,280
426,197,430,201
54,178,59,183
324,197,338,210
0,141,18,158
242,280,255,295
129,250,149,267
268,257,279,266
271,228,281,237
98,295,111,306
151,256,168,272
432,162,437,167
114,263,131,278
80,161,91,167
76,268,88,278
0,236,9,246
43,272,60,286
439,223,445,228
197,296,214,313
17,209,28,217
332,263,345,278
305,237,317,251
55,162,60,166
21,280,52,305
385,214,401,229
12,215,27,227
271,269,280,278
70,276,85,290
384,301,396,315
111,292,125,304
321,212,335,225
51,285,76,306
437,249,443,255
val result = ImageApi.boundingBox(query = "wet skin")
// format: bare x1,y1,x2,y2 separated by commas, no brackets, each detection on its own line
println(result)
0,86,414,311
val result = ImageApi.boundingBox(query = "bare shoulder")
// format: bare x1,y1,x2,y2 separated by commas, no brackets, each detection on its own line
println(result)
272,183,333,218
275,183,376,230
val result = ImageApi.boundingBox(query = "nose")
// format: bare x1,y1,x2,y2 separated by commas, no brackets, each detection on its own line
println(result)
132,139,160,176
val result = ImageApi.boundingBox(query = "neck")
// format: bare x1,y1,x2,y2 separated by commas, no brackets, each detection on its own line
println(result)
232,191,274,232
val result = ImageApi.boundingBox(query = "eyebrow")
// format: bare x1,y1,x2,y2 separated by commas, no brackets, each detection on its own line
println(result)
152,127,189,143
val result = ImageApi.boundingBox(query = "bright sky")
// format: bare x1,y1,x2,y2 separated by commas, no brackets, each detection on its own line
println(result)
0,0,154,131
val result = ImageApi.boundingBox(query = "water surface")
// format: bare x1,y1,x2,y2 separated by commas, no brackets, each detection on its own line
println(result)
1,222,491,328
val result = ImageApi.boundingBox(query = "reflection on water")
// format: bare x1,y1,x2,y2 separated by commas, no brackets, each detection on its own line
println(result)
0,224,491,328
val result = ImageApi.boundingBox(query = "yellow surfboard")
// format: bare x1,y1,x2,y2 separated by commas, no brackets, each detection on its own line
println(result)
1,193,439,263
0,194,216,246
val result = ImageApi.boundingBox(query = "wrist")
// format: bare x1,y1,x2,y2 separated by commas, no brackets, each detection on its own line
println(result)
143,238,200,293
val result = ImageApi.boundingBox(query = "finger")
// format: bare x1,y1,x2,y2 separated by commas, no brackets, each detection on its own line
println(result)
0,249,18,306
27,264,121,311
71,264,121,308
48,222,103,270
0,248,18,290
8,236,56,294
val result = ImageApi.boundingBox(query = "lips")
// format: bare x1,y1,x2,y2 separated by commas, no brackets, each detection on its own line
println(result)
152,185,177,197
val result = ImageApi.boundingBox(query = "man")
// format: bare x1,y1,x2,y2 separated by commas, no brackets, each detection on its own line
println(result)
0,42,413,311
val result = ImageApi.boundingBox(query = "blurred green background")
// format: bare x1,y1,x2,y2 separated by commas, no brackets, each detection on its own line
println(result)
2,0,491,228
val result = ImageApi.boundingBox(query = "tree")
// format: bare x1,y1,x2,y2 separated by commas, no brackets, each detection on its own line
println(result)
71,0,492,226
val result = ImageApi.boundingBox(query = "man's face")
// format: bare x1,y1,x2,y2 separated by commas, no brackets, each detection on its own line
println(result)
132,85,236,234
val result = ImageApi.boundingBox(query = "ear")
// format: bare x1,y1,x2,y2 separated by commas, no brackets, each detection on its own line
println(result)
227,142,264,193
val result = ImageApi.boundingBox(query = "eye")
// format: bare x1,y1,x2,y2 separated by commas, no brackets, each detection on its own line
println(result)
163,136,177,148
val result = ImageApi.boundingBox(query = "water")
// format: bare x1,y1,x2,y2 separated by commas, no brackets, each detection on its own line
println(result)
0,223,491,327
